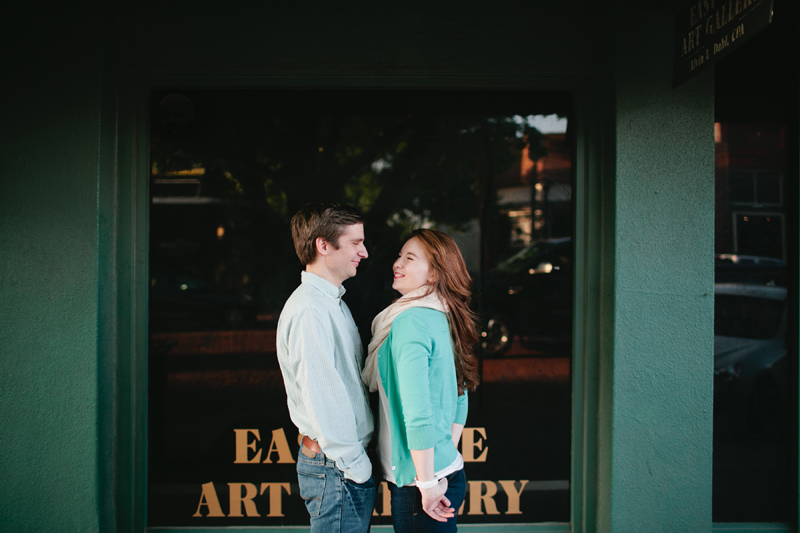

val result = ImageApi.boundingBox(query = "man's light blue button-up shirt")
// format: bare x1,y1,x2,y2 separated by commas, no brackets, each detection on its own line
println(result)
276,271,374,483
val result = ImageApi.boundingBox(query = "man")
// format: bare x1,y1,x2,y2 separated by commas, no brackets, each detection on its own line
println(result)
276,203,375,532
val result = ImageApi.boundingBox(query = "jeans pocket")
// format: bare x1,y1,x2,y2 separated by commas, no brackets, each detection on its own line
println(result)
344,475,375,492
298,471,326,517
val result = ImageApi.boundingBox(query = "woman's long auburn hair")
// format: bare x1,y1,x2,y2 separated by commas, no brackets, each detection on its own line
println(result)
409,228,479,394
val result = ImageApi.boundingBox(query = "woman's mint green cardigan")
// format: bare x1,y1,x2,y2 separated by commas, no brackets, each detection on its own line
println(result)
377,307,468,487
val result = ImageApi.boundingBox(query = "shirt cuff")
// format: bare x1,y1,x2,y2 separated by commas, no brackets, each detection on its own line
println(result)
340,450,372,484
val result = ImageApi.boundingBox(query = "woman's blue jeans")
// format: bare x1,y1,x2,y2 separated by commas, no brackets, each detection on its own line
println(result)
296,446,376,533
388,468,466,533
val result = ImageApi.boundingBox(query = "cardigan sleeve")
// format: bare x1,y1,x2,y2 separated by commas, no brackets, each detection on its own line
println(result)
389,312,436,450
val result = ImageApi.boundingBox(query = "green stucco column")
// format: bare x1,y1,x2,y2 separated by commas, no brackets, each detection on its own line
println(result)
0,2,104,531
597,3,715,532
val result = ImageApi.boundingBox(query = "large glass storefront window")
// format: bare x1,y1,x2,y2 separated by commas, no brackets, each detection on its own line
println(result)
712,0,796,520
147,89,574,526
712,122,793,522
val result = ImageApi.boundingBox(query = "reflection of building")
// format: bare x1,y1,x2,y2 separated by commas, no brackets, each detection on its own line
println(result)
715,123,788,260
496,132,573,252
451,129,574,272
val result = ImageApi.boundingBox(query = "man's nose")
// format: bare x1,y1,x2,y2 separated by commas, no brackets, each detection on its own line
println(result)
359,244,368,258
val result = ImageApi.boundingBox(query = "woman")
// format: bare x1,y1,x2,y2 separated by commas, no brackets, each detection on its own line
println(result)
362,228,480,532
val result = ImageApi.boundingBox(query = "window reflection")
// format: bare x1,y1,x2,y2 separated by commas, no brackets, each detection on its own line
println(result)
147,90,573,526
480,238,572,357
713,122,792,522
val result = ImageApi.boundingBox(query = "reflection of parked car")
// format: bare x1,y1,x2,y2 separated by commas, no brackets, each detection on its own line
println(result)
714,283,787,431
149,273,254,330
714,254,787,287
478,237,573,356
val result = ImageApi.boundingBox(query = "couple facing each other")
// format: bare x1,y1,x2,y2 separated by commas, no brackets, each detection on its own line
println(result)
276,202,479,532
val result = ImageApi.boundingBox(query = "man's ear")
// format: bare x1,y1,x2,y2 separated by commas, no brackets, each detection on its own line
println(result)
315,237,330,257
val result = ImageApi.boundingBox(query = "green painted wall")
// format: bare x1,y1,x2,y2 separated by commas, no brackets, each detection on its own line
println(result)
0,2,104,532
597,2,715,532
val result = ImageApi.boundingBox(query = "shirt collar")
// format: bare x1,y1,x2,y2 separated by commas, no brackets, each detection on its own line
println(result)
301,271,346,300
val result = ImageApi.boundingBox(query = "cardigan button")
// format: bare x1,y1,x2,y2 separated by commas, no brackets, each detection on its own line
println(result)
392,466,396,470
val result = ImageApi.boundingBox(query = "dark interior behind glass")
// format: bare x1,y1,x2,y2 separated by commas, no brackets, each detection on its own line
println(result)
712,0,797,521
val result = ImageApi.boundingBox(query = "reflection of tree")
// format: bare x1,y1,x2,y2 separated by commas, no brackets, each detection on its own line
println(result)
149,90,556,326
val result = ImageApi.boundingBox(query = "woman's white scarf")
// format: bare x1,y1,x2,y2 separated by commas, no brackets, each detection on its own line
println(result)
361,286,447,392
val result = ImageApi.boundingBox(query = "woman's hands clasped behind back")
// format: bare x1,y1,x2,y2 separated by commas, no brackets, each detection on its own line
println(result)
419,477,454,522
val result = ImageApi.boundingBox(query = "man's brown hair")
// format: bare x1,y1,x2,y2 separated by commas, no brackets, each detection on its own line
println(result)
290,203,365,265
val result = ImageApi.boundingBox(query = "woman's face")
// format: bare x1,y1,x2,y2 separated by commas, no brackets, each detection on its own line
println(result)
392,237,434,296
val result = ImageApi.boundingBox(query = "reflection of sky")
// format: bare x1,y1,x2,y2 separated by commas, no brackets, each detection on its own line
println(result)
513,114,568,135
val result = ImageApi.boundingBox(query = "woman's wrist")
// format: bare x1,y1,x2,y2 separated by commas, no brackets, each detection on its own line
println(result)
415,476,439,490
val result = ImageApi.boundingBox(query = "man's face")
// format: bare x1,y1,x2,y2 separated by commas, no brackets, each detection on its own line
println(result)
324,223,368,286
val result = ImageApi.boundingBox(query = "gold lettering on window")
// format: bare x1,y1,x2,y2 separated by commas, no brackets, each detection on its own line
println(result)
262,428,295,464
467,480,500,515
372,481,392,516
259,482,291,517
193,482,225,517
499,480,530,514
228,482,260,517
461,427,489,462
233,429,262,464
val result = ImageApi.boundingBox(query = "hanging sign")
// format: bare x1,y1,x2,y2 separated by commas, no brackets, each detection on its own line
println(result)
673,0,774,87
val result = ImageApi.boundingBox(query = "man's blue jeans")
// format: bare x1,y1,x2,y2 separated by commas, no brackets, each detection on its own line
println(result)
297,446,376,533
388,468,466,533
